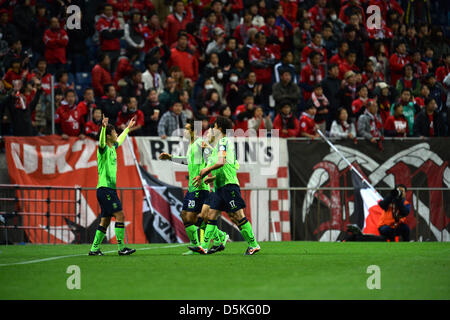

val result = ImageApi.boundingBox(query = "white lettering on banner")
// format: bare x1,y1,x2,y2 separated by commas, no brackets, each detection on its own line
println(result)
41,144,73,174
11,143,24,171
72,140,97,169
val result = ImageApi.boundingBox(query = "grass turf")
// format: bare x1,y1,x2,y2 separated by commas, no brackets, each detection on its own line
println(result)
0,241,449,300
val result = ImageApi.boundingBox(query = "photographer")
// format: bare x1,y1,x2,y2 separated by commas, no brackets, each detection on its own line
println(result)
377,184,411,242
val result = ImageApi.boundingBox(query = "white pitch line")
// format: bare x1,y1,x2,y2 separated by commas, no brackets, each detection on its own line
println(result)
0,244,186,267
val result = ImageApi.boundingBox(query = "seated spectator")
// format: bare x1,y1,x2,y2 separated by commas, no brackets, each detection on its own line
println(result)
202,88,222,115
307,84,329,133
424,73,445,114
54,70,75,94
248,105,273,136
274,51,297,84
116,97,145,136
299,103,320,139
384,104,409,137
413,98,446,137
414,84,430,109
119,69,145,105
329,107,356,140
2,58,26,90
113,48,139,87
435,53,450,83
168,66,187,92
179,89,194,120
200,11,224,44
357,99,383,144
77,88,97,122
338,50,359,80
85,107,103,139
272,68,301,113
26,57,52,94
234,92,255,132
55,89,87,139
390,88,419,137
301,31,327,66
142,57,164,95
140,89,162,136
158,101,187,138
273,102,300,138
351,85,369,120
238,71,263,106
100,84,122,125
396,64,421,97
168,32,199,83
300,51,325,102
218,37,238,69
92,53,113,98
375,82,395,124
43,17,69,74
410,50,428,80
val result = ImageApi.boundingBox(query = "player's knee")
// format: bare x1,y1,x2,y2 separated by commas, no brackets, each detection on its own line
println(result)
207,210,219,221
114,211,125,222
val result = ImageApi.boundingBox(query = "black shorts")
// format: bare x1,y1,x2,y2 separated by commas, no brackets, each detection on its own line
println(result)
209,184,246,213
97,187,123,218
182,190,210,212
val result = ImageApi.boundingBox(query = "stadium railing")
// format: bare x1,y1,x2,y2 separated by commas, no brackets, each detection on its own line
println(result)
0,185,448,244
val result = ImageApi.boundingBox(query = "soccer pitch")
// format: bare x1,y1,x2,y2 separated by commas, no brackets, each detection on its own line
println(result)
0,242,449,300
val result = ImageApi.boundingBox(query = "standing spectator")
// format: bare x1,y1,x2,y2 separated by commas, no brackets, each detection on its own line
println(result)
338,0,365,24
339,71,358,118
179,89,194,120
238,71,263,106
159,77,179,113
361,58,384,92
413,98,446,137
307,84,329,133
77,88,97,122
113,49,139,86
273,102,300,138
0,9,18,47
233,10,253,47
396,64,421,97
299,104,320,139
119,69,145,105
142,57,164,95
273,51,297,84
249,32,276,86
85,107,103,139
2,58,27,90
414,84,430,110
308,0,328,32
123,10,145,56
95,3,123,69
261,11,284,60
424,73,445,114
140,88,162,136
329,108,356,140
200,11,223,44
301,32,327,66
329,41,348,67
384,104,409,137
165,0,193,46
55,89,88,139
168,32,199,83
43,17,69,74
158,101,187,138
300,51,325,102
116,96,145,136
338,50,359,80
100,84,122,125
389,41,409,87
357,99,383,144
272,69,301,113
218,37,238,70
321,63,341,129
30,3,49,62
66,10,93,74
205,27,227,55
391,88,420,136
12,0,35,50
375,82,395,124
92,53,113,98
410,50,428,81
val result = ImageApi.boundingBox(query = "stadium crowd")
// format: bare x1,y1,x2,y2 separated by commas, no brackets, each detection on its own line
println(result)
0,0,449,147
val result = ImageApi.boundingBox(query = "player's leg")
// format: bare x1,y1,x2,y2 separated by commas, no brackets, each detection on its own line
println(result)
181,210,200,247
113,210,136,255
89,217,111,255
199,203,228,251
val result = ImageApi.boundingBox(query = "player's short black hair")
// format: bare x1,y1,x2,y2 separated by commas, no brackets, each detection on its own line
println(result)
105,124,116,136
214,116,233,134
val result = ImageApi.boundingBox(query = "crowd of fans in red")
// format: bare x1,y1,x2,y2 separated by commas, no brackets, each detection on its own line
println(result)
0,0,449,146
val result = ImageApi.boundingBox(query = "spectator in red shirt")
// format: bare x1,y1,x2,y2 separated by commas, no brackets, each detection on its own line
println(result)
43,17,69,75
329,41,349,66
273,102,300,138
435,53,450,83
361,58,384,91
351,85,369,120
260,11,284,60
77,88,97,122
301,32,327,66
200,10,223,44
116,96,145,136
168,32,199,83
233,10,253,47
95,3,123,68
55,89,88,139
389,41,409,87
339,51,359,80
338,0,365,25
410,50,428,81
85,107,103,139
92,53,113,98
384,104,409,137
249,32,277,85
300,51,325,101
308,0,328,32
234,92,255,132
2,58,27,90
299,103,319,139
165,0,193,46
414,84,430,110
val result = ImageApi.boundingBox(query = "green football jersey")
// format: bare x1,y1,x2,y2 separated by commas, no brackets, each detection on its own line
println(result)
187,138,210,192
211,137,240,189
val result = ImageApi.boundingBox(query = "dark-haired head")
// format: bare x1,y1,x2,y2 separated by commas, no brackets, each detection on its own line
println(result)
214,116,233,134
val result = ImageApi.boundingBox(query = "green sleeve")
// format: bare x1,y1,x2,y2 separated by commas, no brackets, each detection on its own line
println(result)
117,128,129,147
99,126,106,149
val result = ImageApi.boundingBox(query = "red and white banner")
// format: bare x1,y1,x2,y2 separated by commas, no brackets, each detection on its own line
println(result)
4,135,146,243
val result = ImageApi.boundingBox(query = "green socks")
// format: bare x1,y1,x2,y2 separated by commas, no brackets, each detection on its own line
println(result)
90,225,106,252
185,224,199,246
201,220,218,249
115,222,125,251
238,217,258,248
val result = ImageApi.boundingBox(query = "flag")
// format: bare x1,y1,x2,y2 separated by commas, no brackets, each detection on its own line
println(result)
139,165,189,243
351,171,384,235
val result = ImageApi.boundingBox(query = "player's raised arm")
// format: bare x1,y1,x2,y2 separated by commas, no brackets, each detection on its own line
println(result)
116,116,135,146
99,115,108,149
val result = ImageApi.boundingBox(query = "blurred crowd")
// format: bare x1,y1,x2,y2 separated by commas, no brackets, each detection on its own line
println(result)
0,0,449,148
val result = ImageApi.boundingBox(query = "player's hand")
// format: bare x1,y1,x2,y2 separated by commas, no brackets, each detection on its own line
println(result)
204,175,216,185
199,168,208,178
159,152,172,160
127,116,136,129
192,175,202,188
102,115,109,127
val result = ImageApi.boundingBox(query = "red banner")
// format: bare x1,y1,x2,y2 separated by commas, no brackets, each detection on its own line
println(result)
4,135,146,244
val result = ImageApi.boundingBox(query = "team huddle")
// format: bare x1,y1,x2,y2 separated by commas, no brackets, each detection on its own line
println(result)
88,115,260,256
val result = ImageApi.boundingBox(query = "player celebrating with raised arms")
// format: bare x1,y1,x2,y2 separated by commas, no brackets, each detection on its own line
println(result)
190,116,260,255
89,115,137,256
159,120,229,255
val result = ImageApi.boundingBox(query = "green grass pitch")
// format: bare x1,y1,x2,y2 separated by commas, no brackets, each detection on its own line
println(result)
0,241,449,300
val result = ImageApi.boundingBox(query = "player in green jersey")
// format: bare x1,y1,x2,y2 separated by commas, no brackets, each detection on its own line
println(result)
89,115,136,256
190,116,260,255
159,120,229,254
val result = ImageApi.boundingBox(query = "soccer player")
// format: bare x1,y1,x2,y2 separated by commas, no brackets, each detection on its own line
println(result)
88,115,137,256
159,120,229,255
190,116,260,255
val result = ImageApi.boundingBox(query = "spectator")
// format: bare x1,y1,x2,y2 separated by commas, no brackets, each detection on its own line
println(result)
233,10,253,47
43,17,69,74
95,3,123,69
396,64,421,97
357,99,383,144
179,89,194,120
158,101,187,138
205,27,227,56
249,32,276,86
273,102,300,138
2,58,27,90
329,107,356,140
116,96,145,136
100,84,122,125
351,85,369,121
413,98,446,137
308,0,328,32
339,71,358,117
321,63,341,129
389,41,409,86
218,37,238,70
274,51,297,84
0,9,18,47
92,53,113,98
384,104,409,137
301,31,327,66
140,88,162,136
159,77,179,113
234,92,255,132
224,71,241,112
370,42,389,81
424,73,445,114
261,11,284,60
142,57,164,95
12,0,34,50
168,32,199,83
54,70,74,94
123,10,145,55
55,89,87,140
77,87,97,122
378,185,411,242
361,58,384,92
66,9,93,74
2,39,26,73
165,0,193,46
238,71,263,106
414,84,430,109
338,50,359,80
85,107,103,139
248,105,273,136
272,69,301,113
300,51,325,102
435,53,450,83
299,103,320,139
119,69,145,105
329,40,348,67
410,50,428,81
391,88,419,136
338,0,365,24
200,11,223,44
375,82,395,124
307,84,329,133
